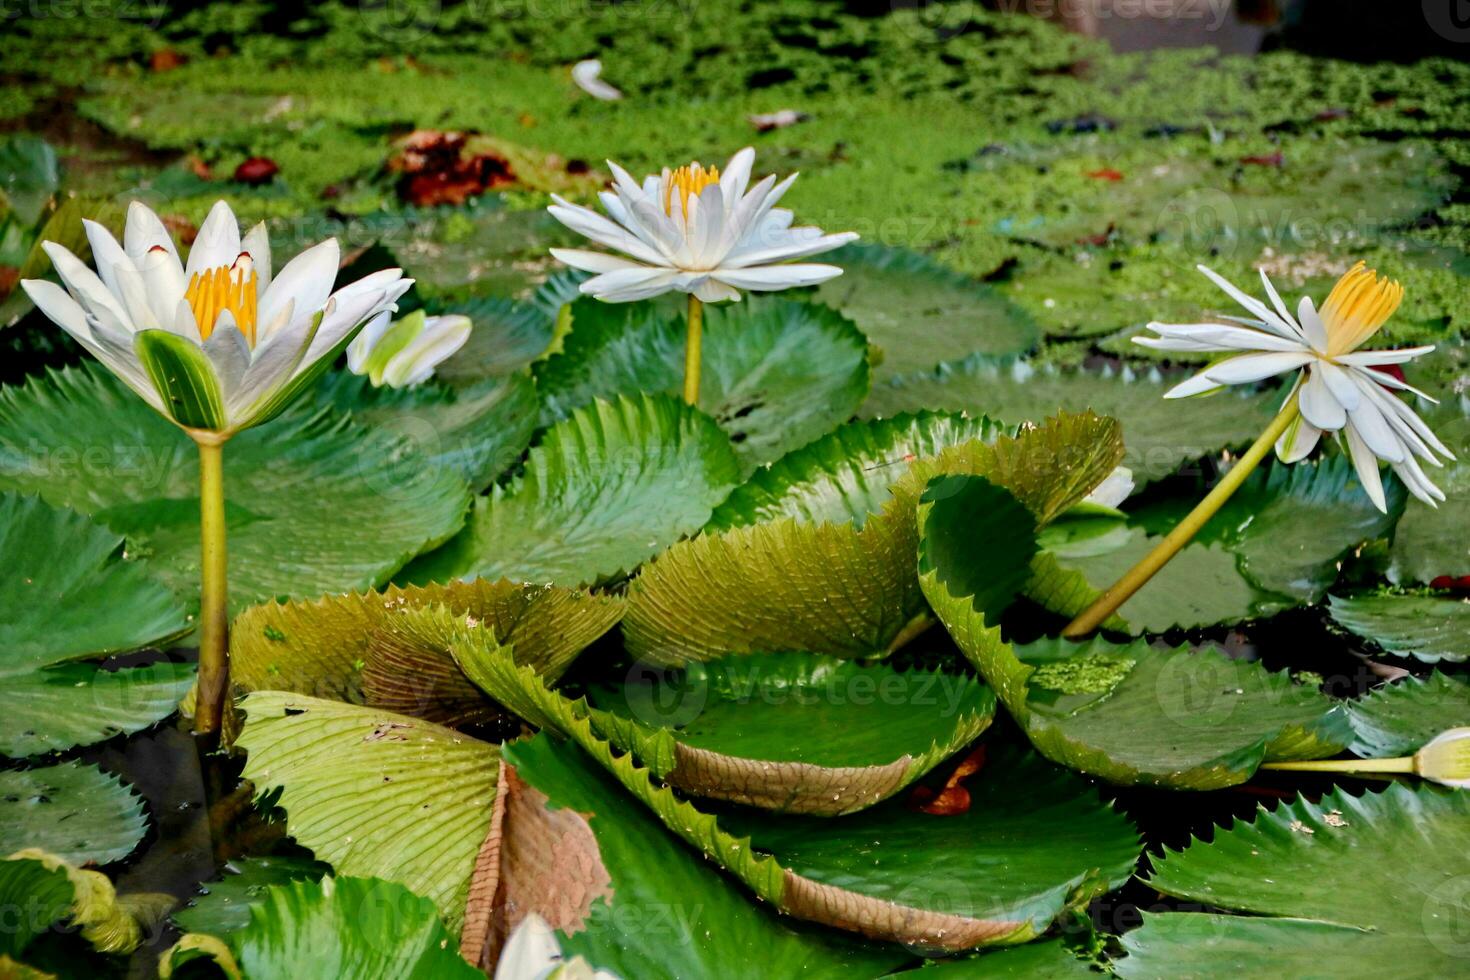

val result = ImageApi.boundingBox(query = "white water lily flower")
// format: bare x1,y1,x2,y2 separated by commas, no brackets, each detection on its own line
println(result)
571,59,623,101
547,146,858,303
347,310,470,388
21,200,411,436
495,914,619,980
1136,262,1453,512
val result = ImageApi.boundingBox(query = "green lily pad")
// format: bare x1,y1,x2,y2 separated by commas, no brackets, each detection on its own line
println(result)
430,295,555,383
624,412,1121,665
863,356,1276,485
1388,409,1470,584
171,876,481,980
0,763,147,866
236,693,500,932
0,364,472,612
1118,784,1470,978
534,297,870,473
228,578,623,715
400,393,741,587
173,856,332,937
472,652,1140,952
1328,593,1470,664
708,411,1005,531
0,492,194,757
891,939,1105,978
808,243,1038,379
920,476,1350,788
315,370,539,492
1345,672,1470,758
0,135,59,226
502,735,908,979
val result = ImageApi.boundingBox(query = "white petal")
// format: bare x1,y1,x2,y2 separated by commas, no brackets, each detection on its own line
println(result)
692,278,741,303
580,267,680,302
1202,351,1314,385
720,147,757,202
606,160,647,203
1258,269,1303,338
1299,368,1346,430
1296,295,1329,352
1141,321,1308,353
1195,265,1299,340
1275,414,1322,463
1335,345,1435,366
82,219,135,297
20,278,93,343
109,262,163,332
1391,454,1445,506
382,315,471,387
42,242,133,333
123,201,181,266
548,247,649,275
548,197,671,267
241,221,274,296
1361,380,1454,462
1344,379,1406,462
139,245,188,330
626,196,691,264
202,316,252,399
598,191,662,253
1344,424,1388,513
688,184,727,268
184,200,242,280
571,59,623,100
1163,372,1225,399
1133,335,1223,353
346,310,393,373
722,229,859,270
257,238,340,341
708,262,844,291
1314,360,1362,410
494,915,561,980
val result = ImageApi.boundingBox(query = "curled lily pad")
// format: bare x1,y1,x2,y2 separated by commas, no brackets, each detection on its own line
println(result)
1345,672,1470,758
0,492,193,757
1118,784,1470,978
0,849,159,958
708,411,1005,531
0,763,147,866
229,578,623,708
920,475,1352,789
534,297,870,473
624,412,1121,665
808,243,1038,379
470,631,996,815
469,651,1141,952
863,356,1275,485
0,364,471,611
400,393,741,587
1328,593,1470,663
236,693,500,932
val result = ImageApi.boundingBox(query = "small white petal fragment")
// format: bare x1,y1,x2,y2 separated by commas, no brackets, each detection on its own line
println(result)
571,59,623,101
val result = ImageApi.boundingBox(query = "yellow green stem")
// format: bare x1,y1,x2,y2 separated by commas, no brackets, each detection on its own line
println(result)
683,294,703,406
1062,398,1302,638
193,434,230,739
1261,758,1415,775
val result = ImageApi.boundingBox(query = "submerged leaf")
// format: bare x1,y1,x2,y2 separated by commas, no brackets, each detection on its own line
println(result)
0,763,148,866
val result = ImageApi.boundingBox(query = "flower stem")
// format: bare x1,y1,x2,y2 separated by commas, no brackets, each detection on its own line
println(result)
1260,758,1415,775
683,294,703,406
192,434,230,739
1061,397,1302,638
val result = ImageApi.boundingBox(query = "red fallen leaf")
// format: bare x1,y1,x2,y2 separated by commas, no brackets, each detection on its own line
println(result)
1430,575,1470,594
234,157,279,186
0,265,20,299
1077,223,1116,247
387,130,516,207
1314,107,1351,121
185,155,213,180
150,49,186,73
1369,363,1406,384
320,184,343,200
910,744,987,815
1086,168,1124,182
1241,151,1284,167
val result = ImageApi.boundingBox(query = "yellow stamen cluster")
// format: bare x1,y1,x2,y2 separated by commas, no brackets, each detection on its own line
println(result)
662,162,721,219
1320,261,1403,356
185,261,259,346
